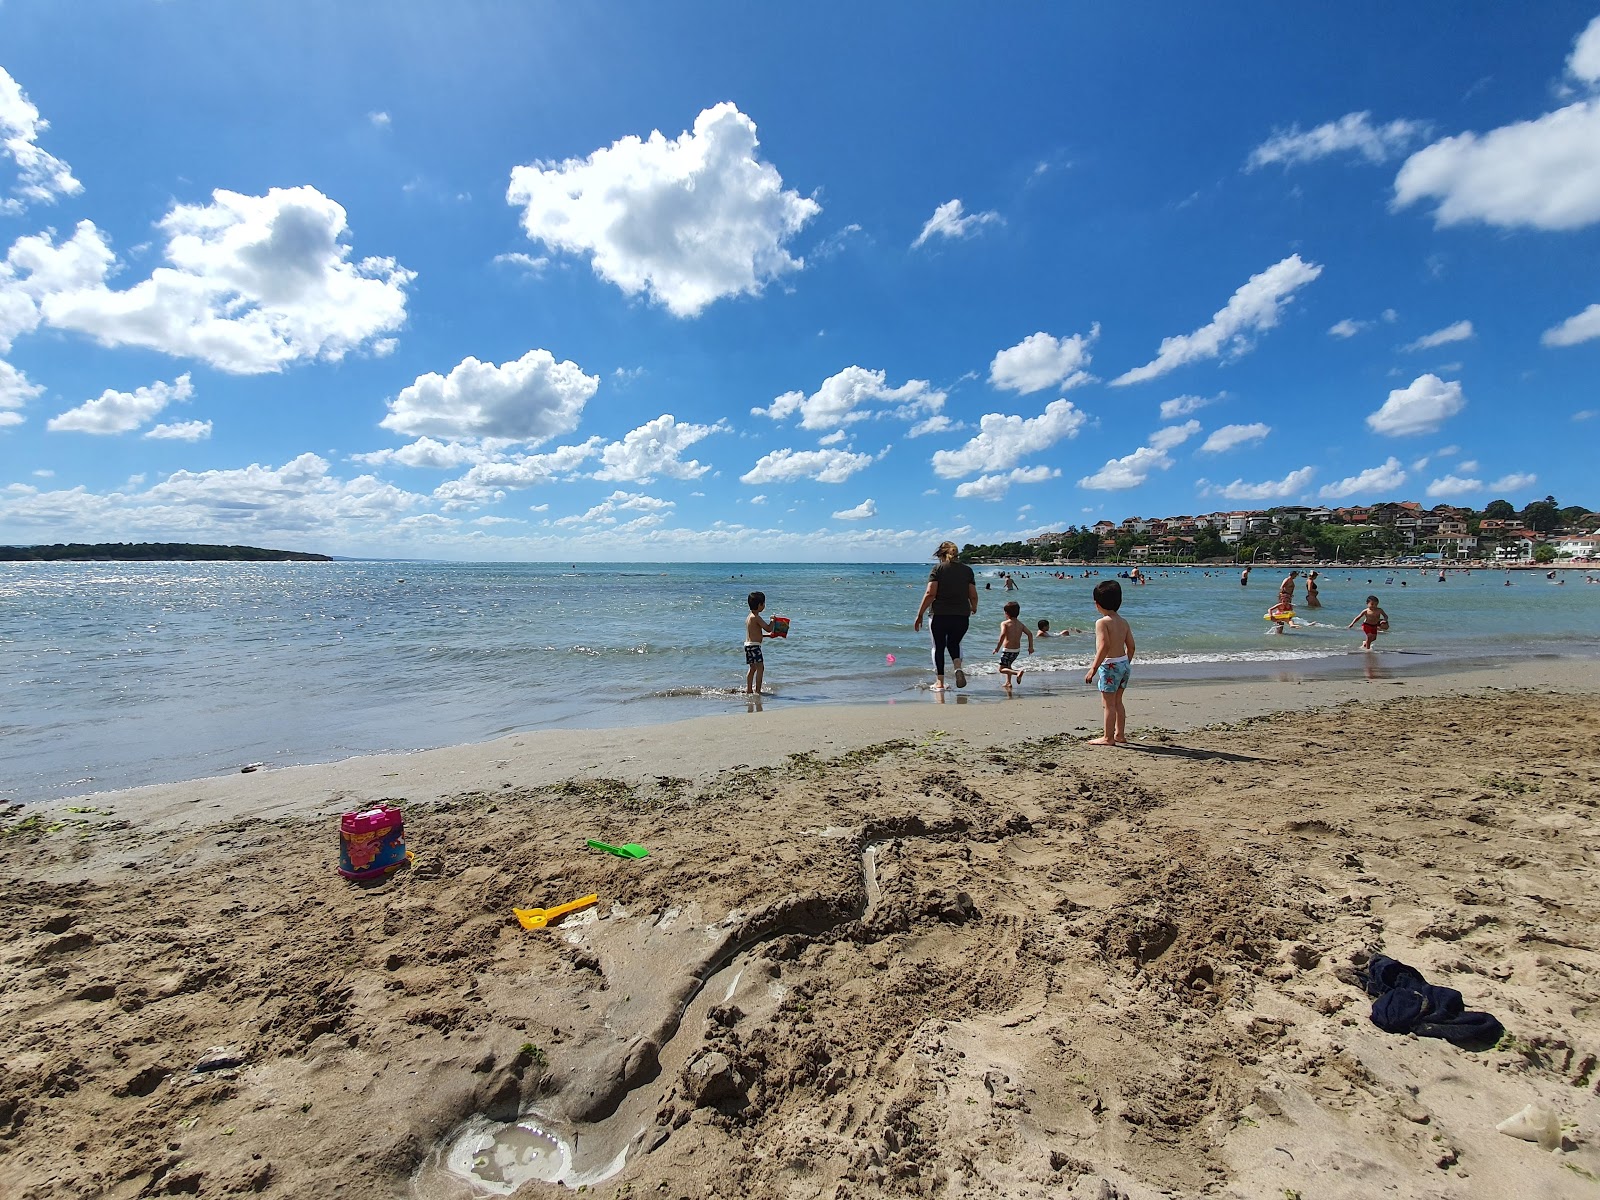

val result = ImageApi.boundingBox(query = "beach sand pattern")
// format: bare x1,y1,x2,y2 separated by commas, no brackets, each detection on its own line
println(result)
3,690,1598,1198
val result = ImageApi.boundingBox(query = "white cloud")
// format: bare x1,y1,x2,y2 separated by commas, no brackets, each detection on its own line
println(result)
1112,254,1323,385
380,350,599,444
369,111,391,128
1318,457,1407,500
1328,318,1369,338
1575,410,1597,421
593,413,724,482
1436,444,1460,456
351,437,495,470
1078,446,1173,491
907,414,955,438
1393,98,1600,231
493,252,550,276
1425,474,1484,498
1542,303,1600,346
754,365,944,431
1148,419,1202,451
0,66,83,214
144,420,211,441
1206,466,1316,501
555,490,675,527
832,498,877,520
1573,15,1600,84
0,358,43,415
1489,471,1538,491
1200,422,1271,453
1158,393,1214,420
912,199,1001,249
47,373,194,435
817,430,846,445
740,447,875,485
1366,374,1465,436
1248,112,1430,169
930,399,1088,478
506,102,819,317
988,326,1099,394
1457,459,1479,473
5,188,413,373
433,439,605,508
1403,319,1474,351
954,466,1058,501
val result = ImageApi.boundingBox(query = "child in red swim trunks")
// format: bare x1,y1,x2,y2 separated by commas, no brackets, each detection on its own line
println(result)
1347,595,1390,650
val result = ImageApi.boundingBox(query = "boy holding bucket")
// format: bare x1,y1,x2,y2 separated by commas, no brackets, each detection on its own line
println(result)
744,591,781,694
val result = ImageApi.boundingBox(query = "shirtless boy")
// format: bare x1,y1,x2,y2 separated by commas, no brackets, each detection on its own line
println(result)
1083,580,1135,746
744,591,777,693
993,600,1034,688
1346,595,1390,650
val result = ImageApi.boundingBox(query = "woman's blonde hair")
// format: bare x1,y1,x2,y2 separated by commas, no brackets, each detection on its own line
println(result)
934,540,960,562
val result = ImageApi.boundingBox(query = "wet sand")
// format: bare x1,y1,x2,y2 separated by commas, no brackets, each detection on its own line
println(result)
3,662,1599,1199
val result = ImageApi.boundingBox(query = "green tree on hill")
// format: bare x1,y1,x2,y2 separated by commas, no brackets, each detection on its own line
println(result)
1482,499,1515,520
1522,496,1561,534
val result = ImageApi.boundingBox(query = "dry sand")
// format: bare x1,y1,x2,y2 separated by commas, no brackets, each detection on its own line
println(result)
3,663,1599,1199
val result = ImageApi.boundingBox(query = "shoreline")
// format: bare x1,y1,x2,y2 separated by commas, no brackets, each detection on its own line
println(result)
23,655,1599,858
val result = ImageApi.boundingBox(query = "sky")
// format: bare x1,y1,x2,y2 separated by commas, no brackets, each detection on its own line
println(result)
0,3,1597,561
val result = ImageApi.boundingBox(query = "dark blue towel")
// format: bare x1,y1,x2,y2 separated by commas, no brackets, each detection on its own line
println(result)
1358,954,1503,1048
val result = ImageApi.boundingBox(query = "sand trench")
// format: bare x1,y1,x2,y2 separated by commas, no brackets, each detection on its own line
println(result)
2,691,1599,1199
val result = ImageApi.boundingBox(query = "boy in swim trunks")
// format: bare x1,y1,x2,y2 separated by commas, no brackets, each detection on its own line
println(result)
744,591,777,694
993,600,1034,688
1084,580,1135,746
1347,595,1390,650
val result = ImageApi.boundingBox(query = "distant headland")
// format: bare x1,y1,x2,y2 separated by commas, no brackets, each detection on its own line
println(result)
0,543,333,562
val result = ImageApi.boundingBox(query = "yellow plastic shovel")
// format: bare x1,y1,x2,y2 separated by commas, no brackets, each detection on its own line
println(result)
513,893,598,930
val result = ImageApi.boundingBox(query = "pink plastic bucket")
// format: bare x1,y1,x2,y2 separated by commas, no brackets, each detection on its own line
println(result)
338,803,407,880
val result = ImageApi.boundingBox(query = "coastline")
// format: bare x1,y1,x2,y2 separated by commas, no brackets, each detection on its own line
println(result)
4,669,1598,1198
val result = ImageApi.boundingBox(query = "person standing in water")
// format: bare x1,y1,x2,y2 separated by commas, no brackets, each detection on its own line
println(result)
914,540,978,691
1303,570,1321,609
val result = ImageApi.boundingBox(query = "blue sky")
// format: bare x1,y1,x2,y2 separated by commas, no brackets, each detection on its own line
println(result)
1,3,1596,560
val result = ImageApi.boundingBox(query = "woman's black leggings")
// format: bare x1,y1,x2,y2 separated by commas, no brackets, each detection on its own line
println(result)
929,614,969,676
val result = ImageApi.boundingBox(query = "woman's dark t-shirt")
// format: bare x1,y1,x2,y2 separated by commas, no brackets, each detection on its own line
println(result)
927,561,976,617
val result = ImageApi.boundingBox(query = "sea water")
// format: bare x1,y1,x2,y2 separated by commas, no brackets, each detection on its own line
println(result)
3,560,1597,804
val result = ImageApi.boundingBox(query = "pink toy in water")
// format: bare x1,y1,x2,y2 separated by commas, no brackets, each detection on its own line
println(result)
885,654,896,665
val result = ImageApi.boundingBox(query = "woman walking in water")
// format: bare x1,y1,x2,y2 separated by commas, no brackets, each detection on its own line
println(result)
913,541,979,690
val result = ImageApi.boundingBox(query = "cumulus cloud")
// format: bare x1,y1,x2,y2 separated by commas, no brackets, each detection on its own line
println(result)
555,490,674,527
1490,472,1538,491
506,102,819,317
1366,374,1465,436
1542,303,1600,346
1205,466,1316,501
930,399,1088,478
988,326,1099,394
1247,112,1430,169
145,420,211,441
592,413,724,482
380,350,598,444
754,366,944,432
1426,474,1483,497
1318,457,1407,500
1404,319,1474,351
1200,422,1270,453
1147,419,1202,452
1078,446,1174,491
1159,393,1213,420
1329,318,1368,338
351,438,495,470
0,358,43,418
739,446,875,485
1393,98,1600,230
493,252,550,276
954,466,1058,501
2,188,413,373
433,439,605,509
1573,15,1600,83
907,414,955,438
47,373,194,435
911,199,1001,249
1112,254,1323,386
0,66,82,214
832,498,877,520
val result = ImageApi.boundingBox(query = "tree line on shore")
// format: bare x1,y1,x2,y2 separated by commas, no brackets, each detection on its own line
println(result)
0,543,332,562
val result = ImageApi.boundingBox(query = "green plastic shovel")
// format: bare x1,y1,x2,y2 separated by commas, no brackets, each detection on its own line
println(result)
587,839,650,859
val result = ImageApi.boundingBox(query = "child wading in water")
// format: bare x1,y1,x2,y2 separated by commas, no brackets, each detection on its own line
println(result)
743,591,777,694
1084,579,1135,746
1347,595,1390,650
994,600,1034,688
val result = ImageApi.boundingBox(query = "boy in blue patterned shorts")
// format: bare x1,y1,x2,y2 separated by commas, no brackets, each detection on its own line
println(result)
993,600,1033,689
1083,579,1135,746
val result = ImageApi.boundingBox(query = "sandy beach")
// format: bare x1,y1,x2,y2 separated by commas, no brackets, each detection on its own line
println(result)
4,660,1599,1199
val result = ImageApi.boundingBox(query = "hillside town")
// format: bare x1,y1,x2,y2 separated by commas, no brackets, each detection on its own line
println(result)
964,496,1600,564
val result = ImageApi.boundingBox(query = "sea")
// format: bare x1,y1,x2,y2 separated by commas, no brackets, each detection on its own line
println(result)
4,560,1598,805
